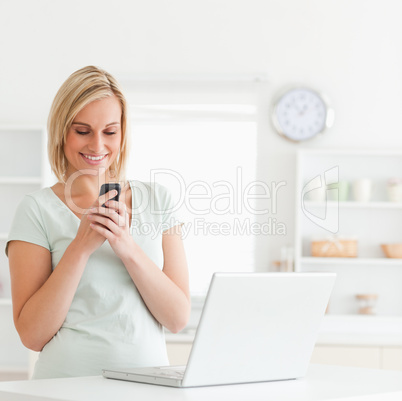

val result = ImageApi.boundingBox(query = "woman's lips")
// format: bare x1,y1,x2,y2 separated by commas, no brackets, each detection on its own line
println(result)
80,153,108,165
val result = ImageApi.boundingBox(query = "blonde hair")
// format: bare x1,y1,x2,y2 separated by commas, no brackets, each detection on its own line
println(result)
47,65,129,183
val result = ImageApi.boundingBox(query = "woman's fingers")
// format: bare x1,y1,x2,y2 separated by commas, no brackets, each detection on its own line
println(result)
88,213,116,232
98,189,119,208
88,203,128,228
89,220,114,240
103,199,126,216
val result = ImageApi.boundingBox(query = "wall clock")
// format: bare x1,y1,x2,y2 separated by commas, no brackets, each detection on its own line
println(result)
272,87,334,142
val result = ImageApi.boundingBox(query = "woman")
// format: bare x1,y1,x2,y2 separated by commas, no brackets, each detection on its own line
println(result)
6,66,190,379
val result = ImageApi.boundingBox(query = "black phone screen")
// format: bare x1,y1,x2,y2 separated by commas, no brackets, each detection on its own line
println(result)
99,183,121,205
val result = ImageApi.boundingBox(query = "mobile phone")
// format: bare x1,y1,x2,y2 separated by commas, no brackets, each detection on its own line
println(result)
99,183,121,206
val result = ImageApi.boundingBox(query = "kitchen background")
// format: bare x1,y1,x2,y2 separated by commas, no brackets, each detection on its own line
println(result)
1,0,402,380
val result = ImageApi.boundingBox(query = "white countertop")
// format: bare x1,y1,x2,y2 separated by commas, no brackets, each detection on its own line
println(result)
167,315,402,347
1,364,402,401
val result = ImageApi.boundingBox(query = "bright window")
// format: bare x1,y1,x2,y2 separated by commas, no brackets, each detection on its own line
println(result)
127,103,258,294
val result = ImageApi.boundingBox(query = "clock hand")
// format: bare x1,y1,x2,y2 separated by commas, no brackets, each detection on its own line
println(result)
292,100,302,114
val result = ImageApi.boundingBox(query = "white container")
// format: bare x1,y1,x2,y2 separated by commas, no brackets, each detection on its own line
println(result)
352,179,373,202
387,184,402,202
307,185,326,202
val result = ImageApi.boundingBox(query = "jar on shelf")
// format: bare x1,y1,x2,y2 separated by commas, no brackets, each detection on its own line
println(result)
352,179,373,202
387,178,402,202
327,180,349,202
280,246,294,272
270,260,282,272
355,294,378,315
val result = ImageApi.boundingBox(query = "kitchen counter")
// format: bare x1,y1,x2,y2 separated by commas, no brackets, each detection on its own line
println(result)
1,364,402,401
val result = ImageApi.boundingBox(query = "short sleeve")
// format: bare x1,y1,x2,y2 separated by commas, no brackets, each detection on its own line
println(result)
5,194,50,256
151,183,183,232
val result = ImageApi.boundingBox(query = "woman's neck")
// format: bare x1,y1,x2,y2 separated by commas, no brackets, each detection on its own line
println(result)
66,175,103,197
51,170,127,219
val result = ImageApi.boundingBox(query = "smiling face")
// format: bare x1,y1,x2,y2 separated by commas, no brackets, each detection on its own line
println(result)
64,95,122,179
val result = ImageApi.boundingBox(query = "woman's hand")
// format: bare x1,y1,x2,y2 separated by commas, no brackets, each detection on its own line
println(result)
86,197,133,260
72,190,120,258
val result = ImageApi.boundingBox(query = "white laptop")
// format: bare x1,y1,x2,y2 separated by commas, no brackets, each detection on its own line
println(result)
102,272,336,388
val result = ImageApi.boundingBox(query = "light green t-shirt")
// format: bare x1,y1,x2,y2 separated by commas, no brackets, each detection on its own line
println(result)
6,180,181,379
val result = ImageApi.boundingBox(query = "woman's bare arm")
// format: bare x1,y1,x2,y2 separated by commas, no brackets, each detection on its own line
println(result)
8,240,89,351
121,225,191,333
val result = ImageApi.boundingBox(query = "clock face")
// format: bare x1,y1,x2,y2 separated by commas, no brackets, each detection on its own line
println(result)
273,88,331,142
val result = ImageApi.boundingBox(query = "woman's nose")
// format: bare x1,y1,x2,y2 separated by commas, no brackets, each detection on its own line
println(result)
88,132,104,153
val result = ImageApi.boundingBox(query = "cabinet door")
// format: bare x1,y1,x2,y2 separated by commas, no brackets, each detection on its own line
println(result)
382,347,402,371
311,345,381,369
0,370,28,382
166,342,192,366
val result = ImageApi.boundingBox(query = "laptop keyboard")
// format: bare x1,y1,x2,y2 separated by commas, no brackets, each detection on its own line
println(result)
155,366,185,379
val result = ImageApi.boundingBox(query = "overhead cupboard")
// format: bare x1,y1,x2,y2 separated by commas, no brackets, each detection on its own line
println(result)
0,126,48,379
295,149,402,317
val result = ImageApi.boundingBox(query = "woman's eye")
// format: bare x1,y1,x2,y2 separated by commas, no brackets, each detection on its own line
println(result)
74,129,116,135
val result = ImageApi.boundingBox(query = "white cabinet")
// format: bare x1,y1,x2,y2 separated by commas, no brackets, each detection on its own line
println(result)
295,150,402,317
311,345,402,371
165,340,402,372
382,347,402,370
311,345,382,369
0,126,49,379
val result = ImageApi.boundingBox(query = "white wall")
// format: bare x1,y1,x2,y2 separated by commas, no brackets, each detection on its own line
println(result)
1,0,402,265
